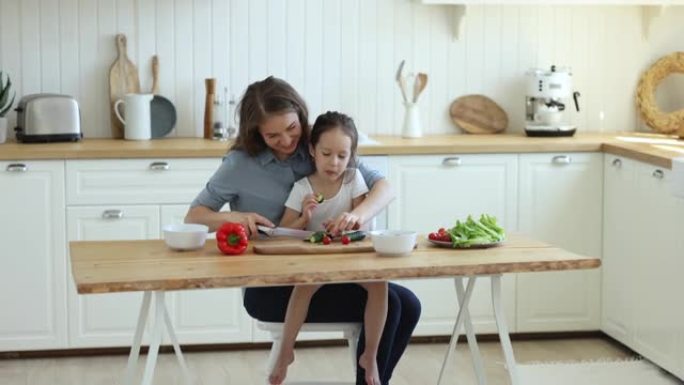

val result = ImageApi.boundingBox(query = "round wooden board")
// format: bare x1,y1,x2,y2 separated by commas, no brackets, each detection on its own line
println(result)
449,95,508,134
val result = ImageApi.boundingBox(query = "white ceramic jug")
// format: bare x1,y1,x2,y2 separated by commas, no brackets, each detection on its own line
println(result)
114,94,153,140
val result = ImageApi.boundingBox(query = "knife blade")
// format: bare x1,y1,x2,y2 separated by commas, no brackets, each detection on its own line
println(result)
257,225,315,240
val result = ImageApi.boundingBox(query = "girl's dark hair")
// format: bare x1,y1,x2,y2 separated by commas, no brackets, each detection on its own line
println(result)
310,111,359,172
232,76,309,156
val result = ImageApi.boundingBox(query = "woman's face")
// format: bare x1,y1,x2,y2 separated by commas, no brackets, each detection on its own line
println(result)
310,127,352,183
258,111,302,160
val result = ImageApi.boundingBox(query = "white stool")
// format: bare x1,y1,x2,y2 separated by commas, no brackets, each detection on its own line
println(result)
257,321,362,385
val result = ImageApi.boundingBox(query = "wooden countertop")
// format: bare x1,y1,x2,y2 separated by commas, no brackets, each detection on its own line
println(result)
70,234,600,294
2,132,683,168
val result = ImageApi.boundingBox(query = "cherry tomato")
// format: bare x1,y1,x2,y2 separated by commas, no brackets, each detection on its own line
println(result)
322,235,332,245
438,227,446,234
341,235,351,245
428,232,438,240
440,233,451,242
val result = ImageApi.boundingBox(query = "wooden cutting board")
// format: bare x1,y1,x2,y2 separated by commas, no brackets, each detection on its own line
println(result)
449,95,508,134
253,238,375,255
108,34,141,139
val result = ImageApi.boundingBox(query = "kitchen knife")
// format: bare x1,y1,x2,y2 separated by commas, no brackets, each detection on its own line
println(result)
257,225,315,240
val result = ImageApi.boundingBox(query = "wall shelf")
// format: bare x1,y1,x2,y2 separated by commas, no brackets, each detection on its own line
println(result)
419,1,680,40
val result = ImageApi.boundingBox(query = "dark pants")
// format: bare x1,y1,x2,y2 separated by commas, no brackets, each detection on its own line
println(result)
244,282,421,385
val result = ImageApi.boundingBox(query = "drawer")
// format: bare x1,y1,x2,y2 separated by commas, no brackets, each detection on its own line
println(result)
66,158,220,205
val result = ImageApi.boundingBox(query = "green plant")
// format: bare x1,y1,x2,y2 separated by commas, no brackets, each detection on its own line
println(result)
0,71,16,118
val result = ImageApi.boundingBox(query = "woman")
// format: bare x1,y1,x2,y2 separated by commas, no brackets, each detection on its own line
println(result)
185,76,421,385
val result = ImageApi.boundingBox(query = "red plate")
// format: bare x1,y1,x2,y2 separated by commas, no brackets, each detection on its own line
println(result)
427,238,503,249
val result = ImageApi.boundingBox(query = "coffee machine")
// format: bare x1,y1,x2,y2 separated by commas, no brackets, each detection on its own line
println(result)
525,65,581,137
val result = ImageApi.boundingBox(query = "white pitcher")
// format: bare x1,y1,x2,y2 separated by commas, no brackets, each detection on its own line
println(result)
114,94,153,140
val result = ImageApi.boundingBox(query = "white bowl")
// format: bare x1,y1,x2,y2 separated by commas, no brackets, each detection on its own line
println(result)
163,223,209,250
370,230,417,257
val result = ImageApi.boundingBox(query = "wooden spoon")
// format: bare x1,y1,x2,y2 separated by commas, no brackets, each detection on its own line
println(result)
412,73,428,103
395,60,408,103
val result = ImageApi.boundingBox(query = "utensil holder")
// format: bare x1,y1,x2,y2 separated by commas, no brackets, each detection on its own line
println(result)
402,102,422,138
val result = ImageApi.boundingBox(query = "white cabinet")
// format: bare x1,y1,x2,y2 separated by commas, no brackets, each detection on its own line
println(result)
629,162,684,378
161,205,252,344
387,154,518,335
602,156,638,342
0,161,67,351
64,158,252,347
604,158,684,380
517,153,603,332
66,205,159,347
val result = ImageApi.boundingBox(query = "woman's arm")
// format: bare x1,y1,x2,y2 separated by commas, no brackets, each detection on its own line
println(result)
326,178,394,234
185,205,273,236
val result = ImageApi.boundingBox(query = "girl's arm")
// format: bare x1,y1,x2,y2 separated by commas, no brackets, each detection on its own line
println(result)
279,207,309,230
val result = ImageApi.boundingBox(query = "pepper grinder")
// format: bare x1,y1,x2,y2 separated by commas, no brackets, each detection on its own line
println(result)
203,78,216,139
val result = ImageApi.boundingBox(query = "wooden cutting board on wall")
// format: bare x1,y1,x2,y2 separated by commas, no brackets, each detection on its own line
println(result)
254,238,375,255
108,34,141,139
449,95,508,134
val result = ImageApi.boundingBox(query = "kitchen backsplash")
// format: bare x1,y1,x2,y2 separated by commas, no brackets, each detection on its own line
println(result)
0,0,682,139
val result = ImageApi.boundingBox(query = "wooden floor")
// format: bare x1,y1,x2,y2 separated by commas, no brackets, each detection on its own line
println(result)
0,338,634,385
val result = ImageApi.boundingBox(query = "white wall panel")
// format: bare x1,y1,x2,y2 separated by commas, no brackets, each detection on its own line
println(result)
0,0,678,139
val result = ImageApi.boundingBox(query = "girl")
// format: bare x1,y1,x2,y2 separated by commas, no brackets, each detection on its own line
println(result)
269,112,387,385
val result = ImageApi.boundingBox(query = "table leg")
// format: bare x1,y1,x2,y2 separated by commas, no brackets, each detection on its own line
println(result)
123,291,152,385
141,291,166,385
491,275,518,385
454,277,487,385
162,303,191,384
437,276,477,385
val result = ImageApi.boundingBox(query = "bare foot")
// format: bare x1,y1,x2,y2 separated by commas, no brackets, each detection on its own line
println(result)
359,352,381,385
269,350,295,385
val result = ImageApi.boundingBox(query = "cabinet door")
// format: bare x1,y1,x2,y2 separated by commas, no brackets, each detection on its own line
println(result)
602,156,637,343
0,161,67,351
630,163,683,377
387,154,518,335
161,205,252,344
517,153,603,332
66,206,160,347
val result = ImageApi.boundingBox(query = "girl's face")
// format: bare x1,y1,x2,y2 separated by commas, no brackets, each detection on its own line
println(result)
310,127,352,182
258,111,302,160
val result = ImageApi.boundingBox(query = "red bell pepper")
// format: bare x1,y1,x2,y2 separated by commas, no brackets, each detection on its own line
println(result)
216,222,249,255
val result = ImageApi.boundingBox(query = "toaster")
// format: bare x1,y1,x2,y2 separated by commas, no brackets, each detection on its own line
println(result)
14,94,82,143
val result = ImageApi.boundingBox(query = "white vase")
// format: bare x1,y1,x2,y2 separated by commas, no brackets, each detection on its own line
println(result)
0,117,7,143
402,102,422,138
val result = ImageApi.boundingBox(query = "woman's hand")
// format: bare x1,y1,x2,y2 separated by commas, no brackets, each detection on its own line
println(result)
301,194,319,222
325,212,362,235
226,212,274,238
185,206,273,237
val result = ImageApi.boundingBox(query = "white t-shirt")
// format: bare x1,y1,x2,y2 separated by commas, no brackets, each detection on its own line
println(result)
284,169,369,232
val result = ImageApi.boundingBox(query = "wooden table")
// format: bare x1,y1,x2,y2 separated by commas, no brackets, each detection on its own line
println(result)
70,234,600,385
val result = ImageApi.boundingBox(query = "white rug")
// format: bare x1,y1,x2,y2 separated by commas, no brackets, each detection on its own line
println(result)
518,359,682,385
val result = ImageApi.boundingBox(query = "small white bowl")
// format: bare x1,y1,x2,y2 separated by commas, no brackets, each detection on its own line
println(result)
163,223,209,250
370,230,417,257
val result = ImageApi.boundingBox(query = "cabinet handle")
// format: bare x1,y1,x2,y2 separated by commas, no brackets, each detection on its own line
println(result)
102,210,124,219
6,163,28,172
611,158,622,168
552,155,572,165
652,169,664,179
442,157,462,167
149,161,170,171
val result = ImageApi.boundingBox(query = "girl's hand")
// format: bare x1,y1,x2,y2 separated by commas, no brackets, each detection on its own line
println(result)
325,212,361,235
222,212,274,238
301,194,319,222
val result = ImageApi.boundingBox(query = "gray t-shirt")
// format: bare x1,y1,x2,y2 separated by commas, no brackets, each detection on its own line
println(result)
190,144,383,225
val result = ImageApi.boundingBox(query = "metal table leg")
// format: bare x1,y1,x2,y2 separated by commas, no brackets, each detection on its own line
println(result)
491,275,518,385
123,291,192,385
455,277,487,385
437,276,477,385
